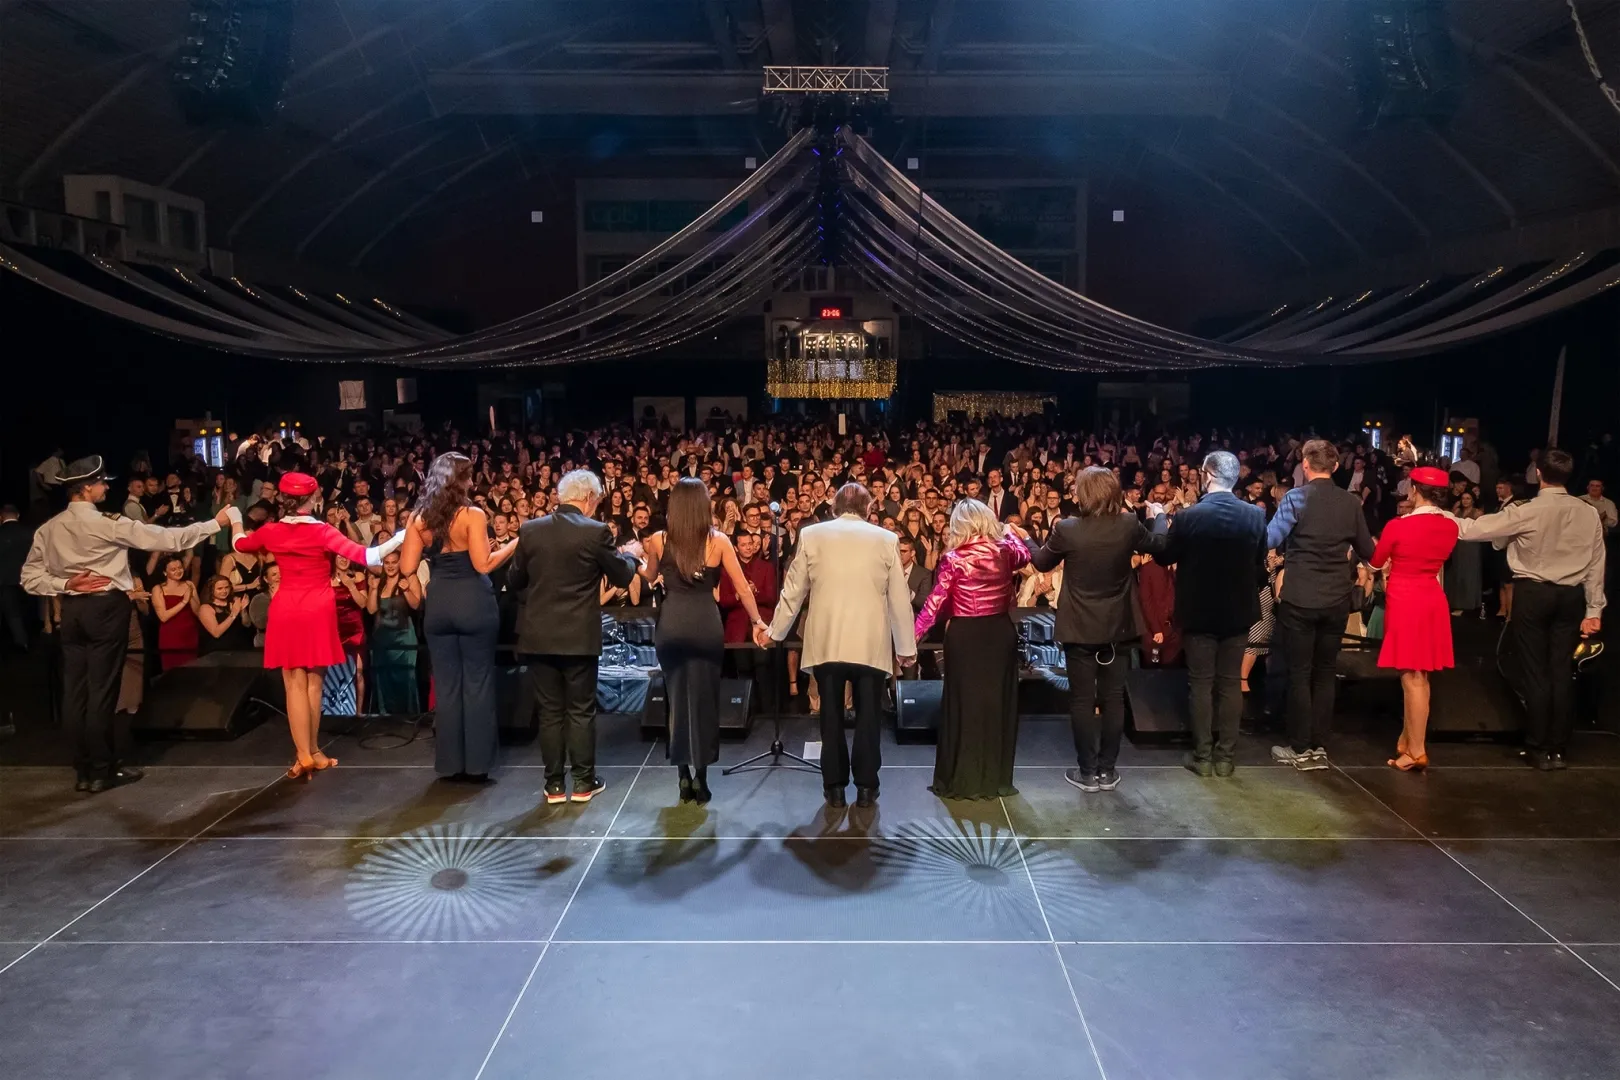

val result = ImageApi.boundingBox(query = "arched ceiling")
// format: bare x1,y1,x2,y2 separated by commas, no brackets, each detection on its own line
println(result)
3,0,1617,288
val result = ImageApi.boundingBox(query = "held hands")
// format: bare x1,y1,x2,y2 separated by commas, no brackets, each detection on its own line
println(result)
65,570,112,594
752,622,774,649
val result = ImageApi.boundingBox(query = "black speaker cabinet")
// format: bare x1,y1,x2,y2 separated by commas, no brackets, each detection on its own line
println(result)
496,662,539,742
639,671,668,738
1124,667,1190,738
718,678,755,736
1429,653,1524,735
894,679,944,741
132,653,282,740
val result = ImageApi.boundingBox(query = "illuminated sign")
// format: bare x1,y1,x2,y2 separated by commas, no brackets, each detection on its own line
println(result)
818,305,843,320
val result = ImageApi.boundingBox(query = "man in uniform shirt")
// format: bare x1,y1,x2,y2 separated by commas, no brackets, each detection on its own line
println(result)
1458,449,1606,768
21,457,231,793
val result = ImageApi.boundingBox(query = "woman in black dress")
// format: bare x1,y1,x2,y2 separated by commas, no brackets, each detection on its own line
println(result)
639,478,768,803
400,453,519,782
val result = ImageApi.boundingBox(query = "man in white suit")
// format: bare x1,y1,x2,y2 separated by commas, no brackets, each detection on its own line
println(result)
758,483,916,808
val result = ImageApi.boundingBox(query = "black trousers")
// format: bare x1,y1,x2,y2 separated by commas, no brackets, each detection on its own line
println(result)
528,654,599,786
814,662,884,790
1066,643,1127,773
0,584,29,651
1184,632,1247,763
1510,580,1586,753
1275,600,1350,753
59,592,131,778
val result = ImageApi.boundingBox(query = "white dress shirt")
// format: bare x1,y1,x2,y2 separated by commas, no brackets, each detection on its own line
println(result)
22,501,220,596
1456,488,1607,618
1583,494,1618,531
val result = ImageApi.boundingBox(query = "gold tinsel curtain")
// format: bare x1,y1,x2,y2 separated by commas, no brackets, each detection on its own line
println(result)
933,391,1055,422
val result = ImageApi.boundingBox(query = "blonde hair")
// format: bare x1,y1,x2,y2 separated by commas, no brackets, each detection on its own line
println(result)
946,498,1004,550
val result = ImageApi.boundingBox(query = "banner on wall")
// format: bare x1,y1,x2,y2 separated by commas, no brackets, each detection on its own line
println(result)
632,397,685,430
696,396,748,426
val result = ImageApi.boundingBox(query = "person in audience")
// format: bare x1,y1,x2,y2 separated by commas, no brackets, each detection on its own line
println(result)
328,554,372,715
505,469,640,804
1444,488,1485,617
399,453,517,782
1265,439,1377,771
1031,467,1169,795
1456,449,1606,768
898,534,935,617
152,553,200,671
913,499,1030,799
198,574,252,653
1368,467,1459,772
642,478,769,802
1584,478,1618,533
369,549,422,715
1153,451,1268,777
225,473,406,780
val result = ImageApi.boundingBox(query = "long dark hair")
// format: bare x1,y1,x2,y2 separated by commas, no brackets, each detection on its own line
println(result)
417,452,473,539
666,477,712,580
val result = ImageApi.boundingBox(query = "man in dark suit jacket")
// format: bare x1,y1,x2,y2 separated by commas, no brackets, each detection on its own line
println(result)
0,505,33,650
1155,453,1268,776
1265,440,1377,770
507,470,639,805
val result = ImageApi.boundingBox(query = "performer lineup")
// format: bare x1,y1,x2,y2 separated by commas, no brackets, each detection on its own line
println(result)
21,435,1606,801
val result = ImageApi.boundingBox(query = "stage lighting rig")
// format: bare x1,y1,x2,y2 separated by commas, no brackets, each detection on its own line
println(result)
762,65,889,133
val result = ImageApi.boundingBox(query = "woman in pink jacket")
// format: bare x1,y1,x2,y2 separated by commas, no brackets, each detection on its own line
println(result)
915,498,1031,799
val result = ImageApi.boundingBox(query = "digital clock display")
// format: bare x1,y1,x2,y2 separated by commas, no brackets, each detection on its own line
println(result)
818,306,843,320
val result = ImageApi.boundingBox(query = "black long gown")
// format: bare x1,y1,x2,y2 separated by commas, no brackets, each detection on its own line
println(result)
654,548,724,767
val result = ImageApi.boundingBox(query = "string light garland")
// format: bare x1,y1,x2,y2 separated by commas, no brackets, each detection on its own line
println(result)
933,392,1056,422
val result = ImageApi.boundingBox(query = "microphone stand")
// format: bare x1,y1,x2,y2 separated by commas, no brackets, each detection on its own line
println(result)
723,642,820,775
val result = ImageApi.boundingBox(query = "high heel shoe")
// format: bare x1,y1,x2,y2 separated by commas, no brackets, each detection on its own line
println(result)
310,751,338,771
1387,752,1428,772
287,754,317,781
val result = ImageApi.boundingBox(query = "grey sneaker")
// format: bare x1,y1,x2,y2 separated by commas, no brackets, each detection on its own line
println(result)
1308,747,1330,761
1096,768,1121,791
1213,760,1235,778
1065,768,1101,793
1185,754,1214,778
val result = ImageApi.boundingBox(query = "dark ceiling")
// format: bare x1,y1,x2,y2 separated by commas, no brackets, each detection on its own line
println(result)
3,0,1618,287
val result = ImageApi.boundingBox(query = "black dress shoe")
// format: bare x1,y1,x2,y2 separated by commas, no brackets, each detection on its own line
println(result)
678,776,696,803
74,776,92,793
88,766,144,794
855,787,877,808
824,786,847,808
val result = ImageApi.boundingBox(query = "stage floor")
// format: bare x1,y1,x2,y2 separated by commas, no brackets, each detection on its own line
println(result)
4,711,1620,1080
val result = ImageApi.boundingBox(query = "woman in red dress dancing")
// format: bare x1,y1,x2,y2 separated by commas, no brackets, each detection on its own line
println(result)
1369,466,1459,772
226,474,404,778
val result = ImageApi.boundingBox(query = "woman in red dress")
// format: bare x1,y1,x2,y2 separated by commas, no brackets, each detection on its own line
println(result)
1369,467,1459,771
226,474,405,778
152,553,201,670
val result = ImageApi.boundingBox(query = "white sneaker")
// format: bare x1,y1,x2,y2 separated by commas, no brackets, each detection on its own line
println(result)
1271,745,1328,771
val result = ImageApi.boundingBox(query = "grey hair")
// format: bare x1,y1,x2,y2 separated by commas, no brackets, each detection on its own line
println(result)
946,498,1005,550
832,482,872,517
1202,451,1241,491
557,469,603,505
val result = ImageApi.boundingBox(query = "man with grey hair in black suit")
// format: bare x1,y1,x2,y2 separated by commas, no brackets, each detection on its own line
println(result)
1155,451,1269,776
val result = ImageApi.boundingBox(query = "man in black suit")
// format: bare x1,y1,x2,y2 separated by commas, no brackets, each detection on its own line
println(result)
0,505,33,650
898,535,934,613
507,470,640,805
1265,440,1377,770
1155,453,1268,776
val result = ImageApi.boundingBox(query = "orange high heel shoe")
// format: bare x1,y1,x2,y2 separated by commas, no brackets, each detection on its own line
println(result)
287,754,317,780
1386,752,1428,772
310,751,338,771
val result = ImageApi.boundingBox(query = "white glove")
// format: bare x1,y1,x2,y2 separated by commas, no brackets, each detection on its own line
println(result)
225,505,243,526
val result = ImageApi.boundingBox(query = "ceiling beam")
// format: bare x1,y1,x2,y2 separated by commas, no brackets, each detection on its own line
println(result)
296,130,453,257
14,56,164,194
1211,133,1368,259
759,0,796,64
350,142,514,267
863,0,898,67
425,69,1231,117
1423,127,1518,226
1148,145,1310,268
703,1,742,69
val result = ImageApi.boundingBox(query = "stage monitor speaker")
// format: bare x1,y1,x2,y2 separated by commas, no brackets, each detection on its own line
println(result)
718,678,755,736
497,663,538,742
1429,652,1523,734
894,679,943,740
132,653,282,739
1125,667,1189,738
640,671,668,738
